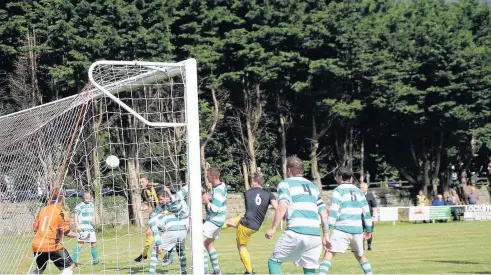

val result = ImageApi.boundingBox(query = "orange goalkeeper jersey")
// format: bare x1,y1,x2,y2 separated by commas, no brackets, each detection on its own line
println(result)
31,203,70,252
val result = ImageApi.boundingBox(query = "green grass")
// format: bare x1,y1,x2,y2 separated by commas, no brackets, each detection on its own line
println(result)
11,221,491,274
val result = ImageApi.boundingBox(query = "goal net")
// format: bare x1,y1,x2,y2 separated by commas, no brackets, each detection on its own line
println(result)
0,59,203,274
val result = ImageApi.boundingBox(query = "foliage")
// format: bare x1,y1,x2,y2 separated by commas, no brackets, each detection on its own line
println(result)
1,0,490,192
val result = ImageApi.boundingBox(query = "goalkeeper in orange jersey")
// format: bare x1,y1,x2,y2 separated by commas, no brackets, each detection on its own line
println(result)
31,187,78,275
221,173,278,274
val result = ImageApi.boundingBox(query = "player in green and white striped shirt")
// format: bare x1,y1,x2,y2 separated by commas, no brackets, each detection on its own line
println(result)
148,211,188,275
265,156,330,274
160,183,190,267
319,167,373,275
202,168,227,275
71,191,99,265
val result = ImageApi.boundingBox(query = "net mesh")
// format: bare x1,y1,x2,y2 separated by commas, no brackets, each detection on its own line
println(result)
0,62,194,274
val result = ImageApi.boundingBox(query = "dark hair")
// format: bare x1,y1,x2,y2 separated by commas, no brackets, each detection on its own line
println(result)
208,168,220,178
336,166,353,182
252,172,264,185
286,155,303,175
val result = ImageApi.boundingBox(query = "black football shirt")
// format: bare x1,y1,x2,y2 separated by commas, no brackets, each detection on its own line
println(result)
240,187,276,231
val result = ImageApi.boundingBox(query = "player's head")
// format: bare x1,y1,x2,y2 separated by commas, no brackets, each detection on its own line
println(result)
488,159,491,174
251,172,264,188
83,190,92,203
49,187,65,204
139,177,149,188
286,155,303,178
207,168,221,185
360,182,368,193
158,190,171,204
419,190,424,195
336,166,352,184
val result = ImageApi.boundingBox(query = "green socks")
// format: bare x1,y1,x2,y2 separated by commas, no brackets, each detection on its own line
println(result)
268,258,282,275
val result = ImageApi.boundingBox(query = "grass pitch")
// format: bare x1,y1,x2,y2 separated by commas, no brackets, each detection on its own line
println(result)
13,221,491,274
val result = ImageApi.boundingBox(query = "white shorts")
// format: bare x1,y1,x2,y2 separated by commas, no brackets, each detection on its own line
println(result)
158,230,187,251
203,221,222,240
270,230,322,269
183,217,190,230
330,229,364,257
77,231,97,243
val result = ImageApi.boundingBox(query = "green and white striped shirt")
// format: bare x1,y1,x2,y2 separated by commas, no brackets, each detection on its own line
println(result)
278,177,326,236
328,183,372,234
205,182,227,227
74,202,95,232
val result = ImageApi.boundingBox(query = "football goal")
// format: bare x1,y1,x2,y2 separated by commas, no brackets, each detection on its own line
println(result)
0,59,203,274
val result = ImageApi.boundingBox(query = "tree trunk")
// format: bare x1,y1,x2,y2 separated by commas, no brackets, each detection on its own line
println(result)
242,161,250,190
422,139,431,196
277,91,287,179
279,114,287,179
246,110,256,175
200,88,221,189
348,125,354,171
127,115,143,227
311,115,322,191
360,137,364,183
200,145,209,190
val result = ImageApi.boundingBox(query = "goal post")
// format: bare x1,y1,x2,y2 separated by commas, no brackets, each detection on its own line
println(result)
0,58,204,274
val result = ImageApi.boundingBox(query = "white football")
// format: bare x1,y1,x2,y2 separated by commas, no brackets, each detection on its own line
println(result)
79,231,90,240
105,155,120,169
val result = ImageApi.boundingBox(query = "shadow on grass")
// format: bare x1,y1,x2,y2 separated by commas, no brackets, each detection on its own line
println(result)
423,260,482,265
104,266,172,274
455,272,491,274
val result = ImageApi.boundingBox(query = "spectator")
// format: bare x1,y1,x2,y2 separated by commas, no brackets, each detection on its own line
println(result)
468,187,479,205
450,189,460,205
416,190,427,206
432,195,445,206
488,160,491,182
445,196,458,221
360,183,377,251
365,171,370,184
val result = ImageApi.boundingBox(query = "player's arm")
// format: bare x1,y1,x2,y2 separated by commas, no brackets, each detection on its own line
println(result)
149,219,162,246
60,210,77,238
141,190,150,210
269,192,278,210
266,182,289,238
270,201,287,232
327,189,342,229
73,204,80,231
361,195,373,233
33,211,40,232
316,190,329,235
176,185,188,200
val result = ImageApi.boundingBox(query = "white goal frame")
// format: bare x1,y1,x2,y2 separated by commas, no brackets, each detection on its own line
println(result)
88,58,204,275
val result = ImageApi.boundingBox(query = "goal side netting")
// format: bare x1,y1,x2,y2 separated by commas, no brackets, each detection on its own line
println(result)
0,59,204,275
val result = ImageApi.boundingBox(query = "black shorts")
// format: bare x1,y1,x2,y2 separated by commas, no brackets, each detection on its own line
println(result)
34,248,74,271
